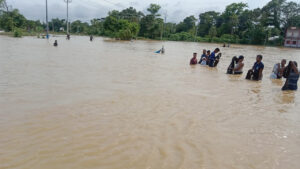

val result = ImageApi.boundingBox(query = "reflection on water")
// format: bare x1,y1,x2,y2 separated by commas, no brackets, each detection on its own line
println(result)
0,36,300,169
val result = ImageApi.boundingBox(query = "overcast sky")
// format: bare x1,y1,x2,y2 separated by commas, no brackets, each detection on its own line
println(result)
6,0,300,23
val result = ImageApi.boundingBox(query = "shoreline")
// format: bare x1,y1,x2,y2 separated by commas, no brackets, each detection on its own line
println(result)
1,32,297,49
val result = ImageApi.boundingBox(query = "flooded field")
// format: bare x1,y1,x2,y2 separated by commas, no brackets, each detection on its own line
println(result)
0,35,300,169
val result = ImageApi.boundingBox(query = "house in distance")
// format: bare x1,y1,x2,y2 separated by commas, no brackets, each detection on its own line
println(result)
284,27,300,48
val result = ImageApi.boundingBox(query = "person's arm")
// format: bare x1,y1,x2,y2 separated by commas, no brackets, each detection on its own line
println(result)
258,68,263,80
291,62,299,74
234,63,244,71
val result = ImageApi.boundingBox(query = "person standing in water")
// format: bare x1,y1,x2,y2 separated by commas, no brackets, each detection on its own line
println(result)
208,48,220,67
66,34,70,40
90,35,94,41
270,59,286,79
233,56,244,74
282,61,299,91
227,56,244,74
53,40,58,47
190,53,198,65
199,49,207,64
246,55,264,81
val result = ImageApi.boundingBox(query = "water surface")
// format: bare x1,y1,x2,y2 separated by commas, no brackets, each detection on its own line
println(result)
0,36,300,169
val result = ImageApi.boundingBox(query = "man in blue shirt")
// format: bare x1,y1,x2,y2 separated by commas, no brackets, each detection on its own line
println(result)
246,55,264,81
208,48,220,67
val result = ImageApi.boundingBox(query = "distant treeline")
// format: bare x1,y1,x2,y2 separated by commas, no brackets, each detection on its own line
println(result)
0,0,300,45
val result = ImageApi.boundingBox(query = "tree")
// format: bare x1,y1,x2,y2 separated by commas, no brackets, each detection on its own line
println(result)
261,0,286,29
281,2,300,30
176,15,197,33
0,0,9,12
139,4,162,38
71,20,89,34
208,26,217,40
0,9,26,31
119,7,144,23
198,11,220,36
147,4,161,16
219,3,248,35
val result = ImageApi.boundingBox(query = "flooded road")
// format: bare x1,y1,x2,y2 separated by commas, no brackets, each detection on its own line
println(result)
0,35,300,169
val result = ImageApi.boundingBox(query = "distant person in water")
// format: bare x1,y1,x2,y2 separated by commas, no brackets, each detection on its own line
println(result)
270,59,286,79
199,49,207,64
190,53,198,65
90,35,93,41
208,48,220,67
66,34,70,40
161,46,165,54
53,40,58,47
246,55,264,81
227,56,244,74
282,61,299,91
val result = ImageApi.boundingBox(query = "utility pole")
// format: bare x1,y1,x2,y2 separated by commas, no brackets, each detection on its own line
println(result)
46,0,49,39
64,0,72,34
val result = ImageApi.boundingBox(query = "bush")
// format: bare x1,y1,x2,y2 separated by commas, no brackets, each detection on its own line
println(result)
13,28,23,37
117,29,132,40
169,32,194,41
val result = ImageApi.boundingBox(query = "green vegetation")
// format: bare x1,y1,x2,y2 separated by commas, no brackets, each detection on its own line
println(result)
1,0,300,46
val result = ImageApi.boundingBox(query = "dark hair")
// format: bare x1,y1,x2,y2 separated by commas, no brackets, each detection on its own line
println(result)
294,61,298,67
257,55,263,59
193,53,197,55
207,50,211,53
238,55,244,60
215,48,220,52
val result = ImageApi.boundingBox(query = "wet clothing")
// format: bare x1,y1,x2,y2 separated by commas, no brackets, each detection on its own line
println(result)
190,58,198,65
208,52,216,67
282,71,299,90
199,54,207,64
270,64,283,79
234,63,243,74
246,62,264,80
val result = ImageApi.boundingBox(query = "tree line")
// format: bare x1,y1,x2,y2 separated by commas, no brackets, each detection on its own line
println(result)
1,0,300,45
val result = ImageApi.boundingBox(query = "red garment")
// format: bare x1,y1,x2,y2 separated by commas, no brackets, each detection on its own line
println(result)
190,58,198,65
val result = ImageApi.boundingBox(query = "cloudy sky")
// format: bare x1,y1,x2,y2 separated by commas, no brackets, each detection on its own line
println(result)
6,0,300,23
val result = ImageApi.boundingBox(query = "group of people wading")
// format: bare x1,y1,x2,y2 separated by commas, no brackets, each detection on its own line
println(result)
190,48,299,91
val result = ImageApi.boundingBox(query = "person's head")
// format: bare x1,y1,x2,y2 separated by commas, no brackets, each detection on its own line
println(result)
294,61,298,68
238,55,244,62
193,53,197,58
214,48,220,53
203,49,206,54
281,59,287,66
207,50,211,55
256,55,263,62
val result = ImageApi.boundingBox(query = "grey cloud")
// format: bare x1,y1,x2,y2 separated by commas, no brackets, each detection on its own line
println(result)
6,0,300,23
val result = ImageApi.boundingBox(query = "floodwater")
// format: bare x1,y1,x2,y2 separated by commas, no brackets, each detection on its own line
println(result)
0,35,300,169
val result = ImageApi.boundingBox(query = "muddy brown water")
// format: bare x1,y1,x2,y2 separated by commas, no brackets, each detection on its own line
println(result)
0,35,300,169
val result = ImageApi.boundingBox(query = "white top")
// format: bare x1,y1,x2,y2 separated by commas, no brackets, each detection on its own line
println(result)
234,63,243,73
